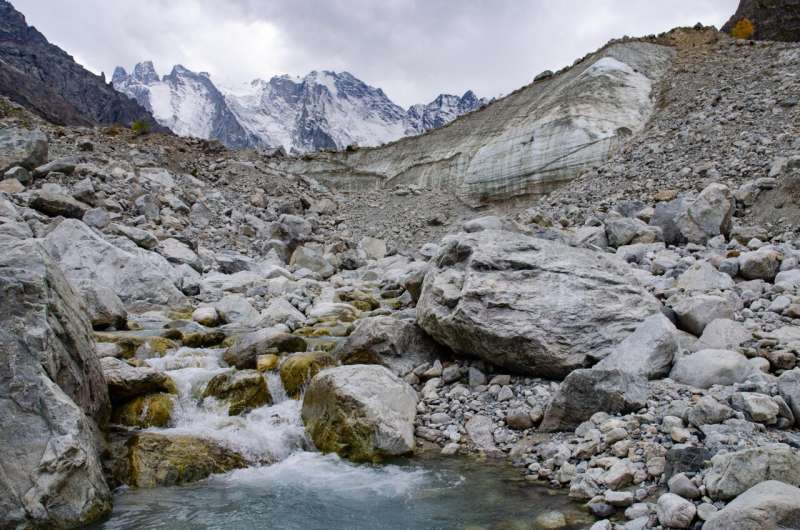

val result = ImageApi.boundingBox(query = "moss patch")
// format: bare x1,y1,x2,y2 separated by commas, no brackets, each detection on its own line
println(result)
112,393,174,428
279,351,336,398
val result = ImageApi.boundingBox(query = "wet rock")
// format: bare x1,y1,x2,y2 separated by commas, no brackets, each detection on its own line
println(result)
301,364,417,462
111,393,174,428
670,349,757,389
705,444,800,500
0,237,111,528
203,370,270,416
280,351,337,398
540,369,649,431
223,328,307,369
100,357,177,404
417,230,661,377
704,480,800,530
192,306,220,327
112,432,246,488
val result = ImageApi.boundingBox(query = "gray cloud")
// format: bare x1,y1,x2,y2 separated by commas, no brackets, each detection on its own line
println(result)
12,0,738,107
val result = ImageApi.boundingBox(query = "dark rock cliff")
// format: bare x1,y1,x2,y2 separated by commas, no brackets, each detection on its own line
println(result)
723,0,800,41
0,0,160,127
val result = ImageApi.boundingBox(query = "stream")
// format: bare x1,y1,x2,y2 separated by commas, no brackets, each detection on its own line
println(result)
92,343,590,529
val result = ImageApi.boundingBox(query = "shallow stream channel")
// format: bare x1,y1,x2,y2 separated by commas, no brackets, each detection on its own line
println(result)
92,329,590,530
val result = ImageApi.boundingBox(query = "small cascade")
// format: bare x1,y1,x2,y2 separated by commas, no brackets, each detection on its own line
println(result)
142,346,307,463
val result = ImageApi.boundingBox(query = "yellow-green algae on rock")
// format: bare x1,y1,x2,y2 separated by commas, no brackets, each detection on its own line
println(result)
279,351,336,398
301,364,417,463
113,432,246,488
203,369,270,415
111,393,174,428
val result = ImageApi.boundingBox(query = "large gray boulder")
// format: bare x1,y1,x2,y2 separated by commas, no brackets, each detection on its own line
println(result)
670,349,758,389
650,184,733,245
0,236,111,528
43,219,185,306
704,481,800,530
301,365,417,462
0,127,48,173
417,230,661,377
704,445,800,501
333,315,443,375
594,313,681,379
540,368,649,431
100,357,177,404
693,318,751,352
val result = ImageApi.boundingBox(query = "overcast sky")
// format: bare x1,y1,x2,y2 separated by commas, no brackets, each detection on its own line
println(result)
13,0,738,107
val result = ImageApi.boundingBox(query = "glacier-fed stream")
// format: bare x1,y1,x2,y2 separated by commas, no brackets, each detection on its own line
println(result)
92,343,589,529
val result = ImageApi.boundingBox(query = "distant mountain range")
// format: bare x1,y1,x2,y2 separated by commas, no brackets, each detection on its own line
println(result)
112,62,487,153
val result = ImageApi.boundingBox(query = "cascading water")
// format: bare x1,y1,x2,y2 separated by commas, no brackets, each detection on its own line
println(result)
93,345,589,529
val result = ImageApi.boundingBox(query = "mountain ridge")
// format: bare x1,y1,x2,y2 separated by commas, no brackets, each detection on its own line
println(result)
112,62,487,153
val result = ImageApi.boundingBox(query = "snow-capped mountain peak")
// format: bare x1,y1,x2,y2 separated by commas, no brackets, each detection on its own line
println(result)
113,62,487,153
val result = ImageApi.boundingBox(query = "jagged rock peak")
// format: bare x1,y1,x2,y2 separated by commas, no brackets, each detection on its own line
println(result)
113,62,485,152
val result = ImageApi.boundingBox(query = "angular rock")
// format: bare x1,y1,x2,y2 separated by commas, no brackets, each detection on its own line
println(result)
595,313,681,379
705,445,800,501
540,368,649,431
214,294,262,327
78,282,128,330
260,297,306,330
675,261,734,292
289,245,334,278
0,127,47,172
0,237,111,528
675,183,733,244
704,480,800,530
301,365,417,462
29,191,90,218
417,230,661,377
111,223,159,250
693,318,751,352
730,392,780,424
44,220,184,306
224,328,307,369
333,315,442,375
159,238,201,272
100,357,176,404
739,248,782,282
672,295,735,336
778,369,800,426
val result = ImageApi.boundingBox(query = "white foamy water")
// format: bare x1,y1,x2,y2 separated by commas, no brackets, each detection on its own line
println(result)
143,347,308,463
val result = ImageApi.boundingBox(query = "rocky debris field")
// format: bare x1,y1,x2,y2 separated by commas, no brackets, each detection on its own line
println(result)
2,26,800,530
